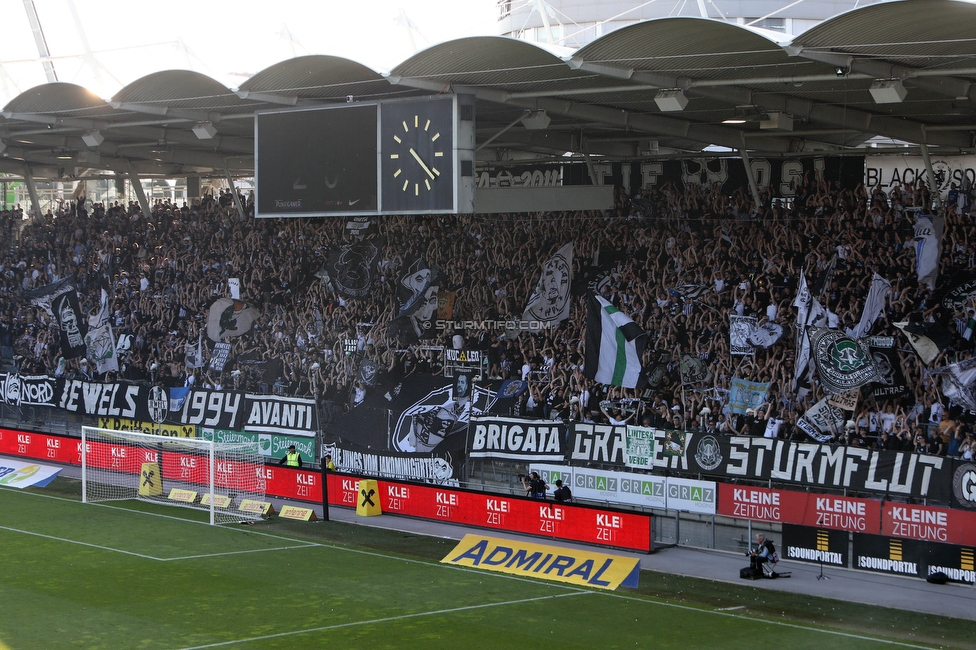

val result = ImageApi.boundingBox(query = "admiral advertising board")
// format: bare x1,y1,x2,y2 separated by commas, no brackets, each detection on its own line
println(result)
853,533,976,583
781,524,849,567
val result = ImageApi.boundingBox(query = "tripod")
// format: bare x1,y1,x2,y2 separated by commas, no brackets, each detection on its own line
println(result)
817,555,830,580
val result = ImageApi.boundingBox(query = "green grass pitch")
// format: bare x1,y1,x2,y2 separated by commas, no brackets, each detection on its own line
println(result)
0,481,970,649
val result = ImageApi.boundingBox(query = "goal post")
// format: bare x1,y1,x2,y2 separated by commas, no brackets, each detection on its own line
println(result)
80,426,267,525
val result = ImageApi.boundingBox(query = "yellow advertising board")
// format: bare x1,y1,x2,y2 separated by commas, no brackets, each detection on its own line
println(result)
442,534,640,590
279,505,318,521
200,493,232,508
138,462,162,496
98,417,196,438
239,499,275,516
356,479,382,517
168,488,198,503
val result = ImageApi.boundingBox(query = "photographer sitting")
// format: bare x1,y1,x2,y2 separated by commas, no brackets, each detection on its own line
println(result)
520,471,548,499
749,533,778,577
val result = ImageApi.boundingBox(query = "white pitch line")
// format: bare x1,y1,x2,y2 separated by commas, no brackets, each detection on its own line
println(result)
0,525,164,561
163,544,321,562
177,591,591,650
603,592,937,649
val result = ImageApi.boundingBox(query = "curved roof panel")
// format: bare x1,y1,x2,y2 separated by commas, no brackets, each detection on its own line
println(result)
793,0,976,68
240,55,395,100
113,70,242,110
3,82,110,115
576,17,809,81
392,36,595,91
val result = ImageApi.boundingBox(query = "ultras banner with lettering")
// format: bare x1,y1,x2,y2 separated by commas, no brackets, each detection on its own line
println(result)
568,425,952,500
322,441,460,485
0,373,58,407
165,389,245,431
243,394,317,437
687,435,951,501
468,417,566,461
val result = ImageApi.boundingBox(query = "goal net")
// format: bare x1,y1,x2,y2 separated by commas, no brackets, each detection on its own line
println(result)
80,426,267,525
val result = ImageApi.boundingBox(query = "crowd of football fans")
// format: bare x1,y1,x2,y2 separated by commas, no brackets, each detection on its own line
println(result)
1,170,975,459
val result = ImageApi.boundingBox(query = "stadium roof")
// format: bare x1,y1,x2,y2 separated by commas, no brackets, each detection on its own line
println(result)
0,0,973,180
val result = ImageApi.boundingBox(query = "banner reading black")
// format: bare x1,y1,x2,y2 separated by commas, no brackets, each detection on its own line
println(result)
781,524,849,567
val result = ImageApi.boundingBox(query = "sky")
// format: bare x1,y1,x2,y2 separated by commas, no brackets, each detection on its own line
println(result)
0,0,499,105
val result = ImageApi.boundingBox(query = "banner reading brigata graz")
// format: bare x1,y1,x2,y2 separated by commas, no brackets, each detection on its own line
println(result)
568,425,952,501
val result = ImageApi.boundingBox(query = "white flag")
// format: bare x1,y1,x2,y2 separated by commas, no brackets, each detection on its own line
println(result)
523,242,573,325
850,273,891,338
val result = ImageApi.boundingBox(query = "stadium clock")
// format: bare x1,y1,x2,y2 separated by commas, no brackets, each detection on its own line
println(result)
380,97,456,213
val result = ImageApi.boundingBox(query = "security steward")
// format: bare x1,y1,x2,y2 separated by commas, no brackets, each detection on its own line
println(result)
279,445,302,468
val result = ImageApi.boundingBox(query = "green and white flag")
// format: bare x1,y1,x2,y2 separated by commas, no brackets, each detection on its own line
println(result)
584,294,646,388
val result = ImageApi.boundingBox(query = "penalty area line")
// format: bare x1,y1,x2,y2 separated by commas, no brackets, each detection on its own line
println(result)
177,591,591,649
0,525,164,561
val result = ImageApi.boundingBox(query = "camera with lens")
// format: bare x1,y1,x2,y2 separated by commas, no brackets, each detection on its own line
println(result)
517,474,526,480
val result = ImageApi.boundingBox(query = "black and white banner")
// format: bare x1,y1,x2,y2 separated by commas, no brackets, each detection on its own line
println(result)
244,394,318,438
796,397,846,443
468,416,566,461
0,373,58,407
24,276,88,358
322,441,460,486
56,380,168,423
729,315,757,356
809,328,880,394
209,342,232,373
165,388,245,430
867,337,910,400
683,435,951,501
327,238,384,298
521,242,573,325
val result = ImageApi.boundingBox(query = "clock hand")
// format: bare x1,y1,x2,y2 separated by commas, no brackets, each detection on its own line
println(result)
409,148,436,180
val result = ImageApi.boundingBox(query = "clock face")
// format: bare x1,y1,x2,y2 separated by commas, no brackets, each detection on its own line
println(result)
381,97,455,213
